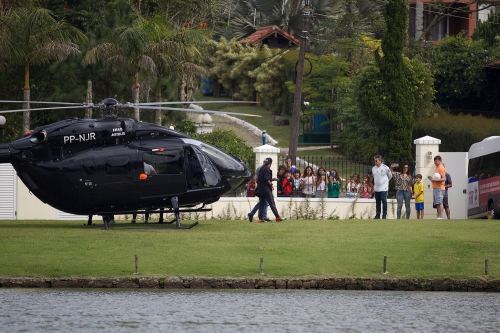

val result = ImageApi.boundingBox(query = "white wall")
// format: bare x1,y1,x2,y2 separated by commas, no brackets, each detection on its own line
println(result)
414,136,441,219
0,164,16,219
216,197,401,220
12,174,402,220
439,152,468,219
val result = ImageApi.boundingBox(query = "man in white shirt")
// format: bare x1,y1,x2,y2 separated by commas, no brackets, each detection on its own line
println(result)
372,155,392,219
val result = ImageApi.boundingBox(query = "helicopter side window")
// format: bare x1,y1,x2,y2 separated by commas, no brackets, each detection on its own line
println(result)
105,155,130,175
181,139,244,173
143,150,183,175
191,146,220,186
185,148,204,188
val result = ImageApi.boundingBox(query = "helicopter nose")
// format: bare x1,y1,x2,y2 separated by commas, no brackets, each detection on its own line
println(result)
242,164,253,181
0,143,11,164
233,162,253,185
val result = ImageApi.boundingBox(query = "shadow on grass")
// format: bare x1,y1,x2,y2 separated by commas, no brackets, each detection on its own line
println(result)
110,222,203,231
0,221,204,230
0,222,85,229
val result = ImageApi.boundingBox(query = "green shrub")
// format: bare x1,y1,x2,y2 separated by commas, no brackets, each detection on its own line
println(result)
192,129,255,170
413,111,500,152
176,120,196,135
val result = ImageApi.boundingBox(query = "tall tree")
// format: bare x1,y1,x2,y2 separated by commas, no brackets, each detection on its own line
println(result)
472,9,500,47
208,37,245,99
358,0,414,161
216,0,331,40
432,34,500,112
82,13,158,121
298,53,351,147
0,4,86,133
309,0,385,56
250,46,289,115
147,14,209,124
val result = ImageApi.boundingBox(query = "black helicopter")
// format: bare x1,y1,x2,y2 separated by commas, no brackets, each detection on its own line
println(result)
0,98,256,229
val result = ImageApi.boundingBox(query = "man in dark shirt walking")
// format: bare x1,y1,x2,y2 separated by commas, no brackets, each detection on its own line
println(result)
257,158,285,222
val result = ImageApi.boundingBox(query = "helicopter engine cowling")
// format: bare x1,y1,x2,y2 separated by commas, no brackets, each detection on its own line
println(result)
0,143,11,164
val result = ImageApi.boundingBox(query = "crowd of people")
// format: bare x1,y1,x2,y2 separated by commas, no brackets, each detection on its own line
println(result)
247,158,376,200
247,155,453,221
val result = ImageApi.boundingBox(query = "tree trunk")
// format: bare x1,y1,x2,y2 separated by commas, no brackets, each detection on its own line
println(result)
212,78,220,97
155,75,162,125
133,69,141,121
22,64,30,135
85,80,92,119
289,5,309,163
289,0,303,35
180,74,188,105
186,74,196,102
414,1,424,40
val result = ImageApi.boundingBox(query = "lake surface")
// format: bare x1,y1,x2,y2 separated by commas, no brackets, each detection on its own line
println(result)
1,289,499,332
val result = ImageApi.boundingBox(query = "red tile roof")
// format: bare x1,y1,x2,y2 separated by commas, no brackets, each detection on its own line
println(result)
239,25,299,46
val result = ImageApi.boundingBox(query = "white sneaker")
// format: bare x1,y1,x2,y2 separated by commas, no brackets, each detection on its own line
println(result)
437,217,443,220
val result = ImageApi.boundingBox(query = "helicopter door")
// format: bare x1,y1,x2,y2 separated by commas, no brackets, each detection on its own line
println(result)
78,158,102,208
138,149,186,200
101,154,134,208
185,146,221,188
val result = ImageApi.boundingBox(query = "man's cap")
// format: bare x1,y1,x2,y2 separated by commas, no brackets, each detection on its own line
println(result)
264,157,273,165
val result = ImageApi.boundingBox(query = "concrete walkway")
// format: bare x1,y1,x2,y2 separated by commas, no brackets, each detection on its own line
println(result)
188,112,334,151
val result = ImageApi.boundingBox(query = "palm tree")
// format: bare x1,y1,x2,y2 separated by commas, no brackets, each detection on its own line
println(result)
146,15,209,124
216,0,331,40
82,15,157,121
0,5,86,134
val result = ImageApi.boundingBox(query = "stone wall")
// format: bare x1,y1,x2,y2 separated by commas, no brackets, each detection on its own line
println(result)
1,276,499,292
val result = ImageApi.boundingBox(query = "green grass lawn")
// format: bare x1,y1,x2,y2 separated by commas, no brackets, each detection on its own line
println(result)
0,219,498,280
295,147,343,158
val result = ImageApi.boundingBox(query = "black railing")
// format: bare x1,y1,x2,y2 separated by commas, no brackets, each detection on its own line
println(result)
223,155,415,197
277,155,374,182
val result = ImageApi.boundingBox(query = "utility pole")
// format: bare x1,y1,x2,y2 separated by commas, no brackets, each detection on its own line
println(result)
288,0,311,163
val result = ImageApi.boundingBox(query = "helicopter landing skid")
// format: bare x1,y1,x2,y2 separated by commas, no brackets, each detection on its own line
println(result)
170,196,199,229
99,200,210,230
102,214,114,230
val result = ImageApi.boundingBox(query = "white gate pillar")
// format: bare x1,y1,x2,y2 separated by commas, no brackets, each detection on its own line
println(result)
253,144,280,197
414,136,441,219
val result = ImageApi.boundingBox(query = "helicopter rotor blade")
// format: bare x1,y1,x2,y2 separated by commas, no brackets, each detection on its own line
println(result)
130,105,261,117
134,101,257,106
0,105,90,114
0,100,85,106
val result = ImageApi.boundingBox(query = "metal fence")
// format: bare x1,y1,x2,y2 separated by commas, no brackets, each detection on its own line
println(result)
277,155,374,182
223,155,415,197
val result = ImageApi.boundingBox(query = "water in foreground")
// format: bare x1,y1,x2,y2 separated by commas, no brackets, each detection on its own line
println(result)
1,289,499,332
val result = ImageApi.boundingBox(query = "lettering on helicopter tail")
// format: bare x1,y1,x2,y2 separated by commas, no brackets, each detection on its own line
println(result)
111,127,125,137
63,132,96,144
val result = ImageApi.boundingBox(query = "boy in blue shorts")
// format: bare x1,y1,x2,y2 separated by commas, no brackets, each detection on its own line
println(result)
413,174,424,219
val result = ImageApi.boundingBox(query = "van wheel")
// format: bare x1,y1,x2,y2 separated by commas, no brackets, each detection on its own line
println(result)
489,202,496,220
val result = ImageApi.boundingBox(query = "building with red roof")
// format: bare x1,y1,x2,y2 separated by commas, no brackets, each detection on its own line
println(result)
409,0,484,41
239,25,299,48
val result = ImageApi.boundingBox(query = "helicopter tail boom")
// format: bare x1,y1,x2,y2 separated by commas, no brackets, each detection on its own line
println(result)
0,144,11,164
